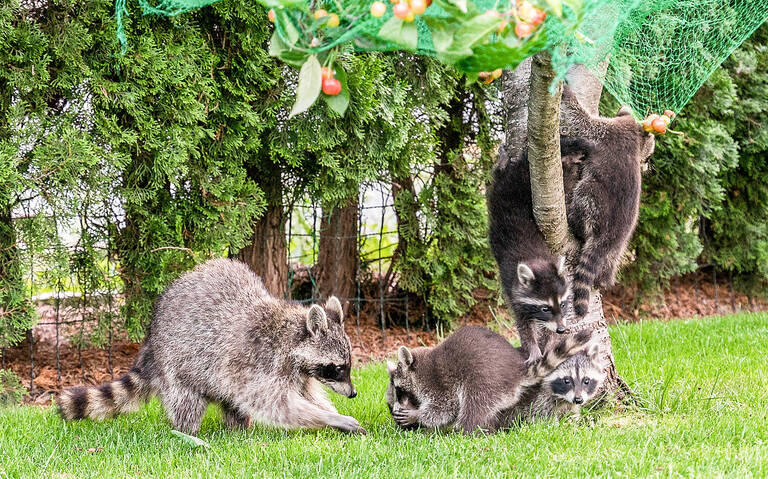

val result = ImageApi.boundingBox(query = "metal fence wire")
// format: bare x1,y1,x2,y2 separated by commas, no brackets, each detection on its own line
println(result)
1,181,428,395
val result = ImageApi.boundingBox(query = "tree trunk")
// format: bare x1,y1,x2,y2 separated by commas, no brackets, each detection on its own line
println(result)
316,195,359,308
505,54,631,401
0,203,31,348
526,53,569,254
236,172,288,298
501,59,532,164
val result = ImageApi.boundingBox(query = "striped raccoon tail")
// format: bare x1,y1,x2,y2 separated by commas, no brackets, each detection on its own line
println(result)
57,368,149,421
525,329,595,380
571,237,603,317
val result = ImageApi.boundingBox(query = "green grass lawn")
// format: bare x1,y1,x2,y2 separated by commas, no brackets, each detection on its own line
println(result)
2,313,768,478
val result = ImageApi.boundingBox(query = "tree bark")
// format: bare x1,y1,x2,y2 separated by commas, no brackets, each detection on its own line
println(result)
526,53,569,254
316,195,359,308
236,171,288,298
506,55,631,401
501,58,532,165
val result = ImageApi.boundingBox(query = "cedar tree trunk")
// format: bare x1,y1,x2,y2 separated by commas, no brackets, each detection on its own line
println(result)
237,171,288,298
316,195,359,308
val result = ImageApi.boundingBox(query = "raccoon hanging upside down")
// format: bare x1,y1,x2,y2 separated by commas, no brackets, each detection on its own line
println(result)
560,86,656,317
385,325,595,434
58,258,364,435
488,144,582,363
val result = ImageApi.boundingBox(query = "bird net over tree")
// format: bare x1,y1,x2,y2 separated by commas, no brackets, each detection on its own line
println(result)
115,0,768,118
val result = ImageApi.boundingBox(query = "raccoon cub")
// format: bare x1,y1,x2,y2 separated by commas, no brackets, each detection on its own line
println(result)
512,341,606,420
385,325,594,434
58,258,364,435
560,86,656,317
488,145,572,363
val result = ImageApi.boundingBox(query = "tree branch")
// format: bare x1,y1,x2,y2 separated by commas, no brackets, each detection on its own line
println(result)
526,53,569,254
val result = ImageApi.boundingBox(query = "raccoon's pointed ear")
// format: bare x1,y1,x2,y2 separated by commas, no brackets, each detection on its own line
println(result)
325,296,344,324
517,263,535,288
397,346,414,369
387,361,397,375
306,305,328,336
557,256,567,276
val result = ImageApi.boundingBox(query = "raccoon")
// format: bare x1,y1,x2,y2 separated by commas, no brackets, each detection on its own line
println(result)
560,86,656,317
384,325,595,434
488,145,573,363
512,341,606,421
57,258,364,435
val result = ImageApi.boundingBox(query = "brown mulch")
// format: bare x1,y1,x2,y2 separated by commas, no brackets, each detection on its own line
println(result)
3,272,766,405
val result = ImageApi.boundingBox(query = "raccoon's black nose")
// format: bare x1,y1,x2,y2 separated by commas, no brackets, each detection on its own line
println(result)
574,397,583,404
348,389,357,398
556,327,567,334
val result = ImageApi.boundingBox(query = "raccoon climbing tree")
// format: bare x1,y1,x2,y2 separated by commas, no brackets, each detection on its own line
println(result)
117,0,768,118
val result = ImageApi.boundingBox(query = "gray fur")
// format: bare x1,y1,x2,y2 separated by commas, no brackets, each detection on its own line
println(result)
57,258,363,435
488,146,572,363
560,86,656,317
385,326,595,434
511,341,606,421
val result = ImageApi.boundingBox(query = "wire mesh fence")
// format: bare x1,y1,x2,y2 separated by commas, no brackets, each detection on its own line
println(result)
0,181,435,396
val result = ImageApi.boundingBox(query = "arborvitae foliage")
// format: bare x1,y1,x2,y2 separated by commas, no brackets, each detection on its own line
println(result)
607,24,768,300
706,24,768,295
393,84,501,325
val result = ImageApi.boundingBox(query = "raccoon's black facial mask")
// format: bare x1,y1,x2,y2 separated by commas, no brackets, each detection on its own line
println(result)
318,364,349,382
394,386,421,409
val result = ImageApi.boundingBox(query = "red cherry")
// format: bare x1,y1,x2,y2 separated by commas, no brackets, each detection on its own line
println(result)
322,78,342,96
267,9,276,23
515,22,534,38
393,2,410,19
411,0,427,15
651,117,667,134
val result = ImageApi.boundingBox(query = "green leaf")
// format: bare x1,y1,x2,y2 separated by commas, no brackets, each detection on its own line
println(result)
275,10,300,44
423,17,457,52
259,0,308,9
543,0,562,16
437,0,468,14
563,0,582,14
323,65,350,116
377,17,418,51
289,55,322,119
455,31,548,72
268,31,308,68
450,14,503,51
171,430,210,449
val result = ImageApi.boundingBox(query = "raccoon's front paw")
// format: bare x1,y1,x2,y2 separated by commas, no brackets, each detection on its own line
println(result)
524,347,543,366
392,408,420,428
332,415,367,434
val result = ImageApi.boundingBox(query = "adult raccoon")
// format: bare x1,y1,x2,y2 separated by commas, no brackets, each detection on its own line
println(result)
385,325,595,434
58,258,364,435
488,144,587,362
561,87,656,317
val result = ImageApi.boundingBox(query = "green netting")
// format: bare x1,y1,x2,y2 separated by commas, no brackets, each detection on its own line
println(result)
116,0,768,116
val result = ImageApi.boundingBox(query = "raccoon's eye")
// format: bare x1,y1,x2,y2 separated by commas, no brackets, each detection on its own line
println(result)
559,301,567,310
563,378,571,384
395,387,405,402
540,306,551,313
583,378,590,385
